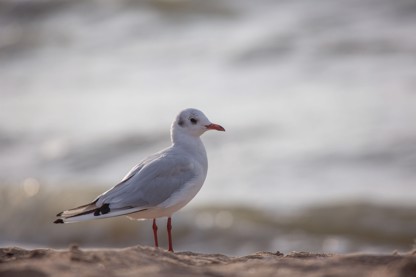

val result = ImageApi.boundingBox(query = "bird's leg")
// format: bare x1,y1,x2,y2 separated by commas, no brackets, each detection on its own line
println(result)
152,218,159,248
167,217,174,252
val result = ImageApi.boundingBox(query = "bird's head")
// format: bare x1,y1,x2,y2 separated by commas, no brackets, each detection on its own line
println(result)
172,108,225,139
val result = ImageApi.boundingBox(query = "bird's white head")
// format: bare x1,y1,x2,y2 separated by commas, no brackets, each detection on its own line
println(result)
171,108,225,142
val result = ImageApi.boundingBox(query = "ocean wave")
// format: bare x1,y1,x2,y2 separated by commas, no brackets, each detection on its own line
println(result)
41,132,167,172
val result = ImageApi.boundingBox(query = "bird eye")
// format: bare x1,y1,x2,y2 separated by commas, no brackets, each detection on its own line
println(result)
190,118,198,124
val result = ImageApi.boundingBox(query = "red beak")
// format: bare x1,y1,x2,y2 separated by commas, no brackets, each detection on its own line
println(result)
205,123,225,132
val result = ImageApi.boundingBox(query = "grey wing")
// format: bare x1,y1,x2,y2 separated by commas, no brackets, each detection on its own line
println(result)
120,151,162,183
93,151,162,203
96,154,196,209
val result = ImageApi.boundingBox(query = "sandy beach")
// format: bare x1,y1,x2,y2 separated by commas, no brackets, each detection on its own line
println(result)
1,246,415,277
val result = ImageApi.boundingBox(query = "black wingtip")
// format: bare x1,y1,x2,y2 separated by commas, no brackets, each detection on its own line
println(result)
94,203,111,216
56,212,63,217
54,219,64,224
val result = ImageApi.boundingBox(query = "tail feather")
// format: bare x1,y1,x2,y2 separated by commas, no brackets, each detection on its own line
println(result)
56,199,99,218
54,202,148,224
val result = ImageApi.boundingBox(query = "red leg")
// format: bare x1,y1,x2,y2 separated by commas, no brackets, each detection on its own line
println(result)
167,217,174,252
152,218,159,248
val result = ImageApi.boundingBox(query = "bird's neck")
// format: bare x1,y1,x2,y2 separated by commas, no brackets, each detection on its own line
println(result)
172,130,203,149
171,130,207,163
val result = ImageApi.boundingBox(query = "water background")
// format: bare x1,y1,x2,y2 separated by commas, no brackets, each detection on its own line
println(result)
1,0,416,255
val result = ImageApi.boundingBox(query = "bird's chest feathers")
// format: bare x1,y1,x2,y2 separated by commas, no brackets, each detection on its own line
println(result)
159,159,207,209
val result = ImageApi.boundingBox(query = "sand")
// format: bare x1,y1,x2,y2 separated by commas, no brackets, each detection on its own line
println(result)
1,246,415,277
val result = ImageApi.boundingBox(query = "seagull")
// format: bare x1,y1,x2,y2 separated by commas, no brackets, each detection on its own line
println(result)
54,108,225,252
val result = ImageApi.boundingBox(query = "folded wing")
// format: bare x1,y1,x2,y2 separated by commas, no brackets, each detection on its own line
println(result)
54,150,196,223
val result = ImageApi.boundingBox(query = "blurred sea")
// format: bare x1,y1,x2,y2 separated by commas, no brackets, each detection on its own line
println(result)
1,0,416,255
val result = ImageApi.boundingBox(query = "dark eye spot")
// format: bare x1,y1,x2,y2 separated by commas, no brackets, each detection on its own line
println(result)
190,118,198,124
